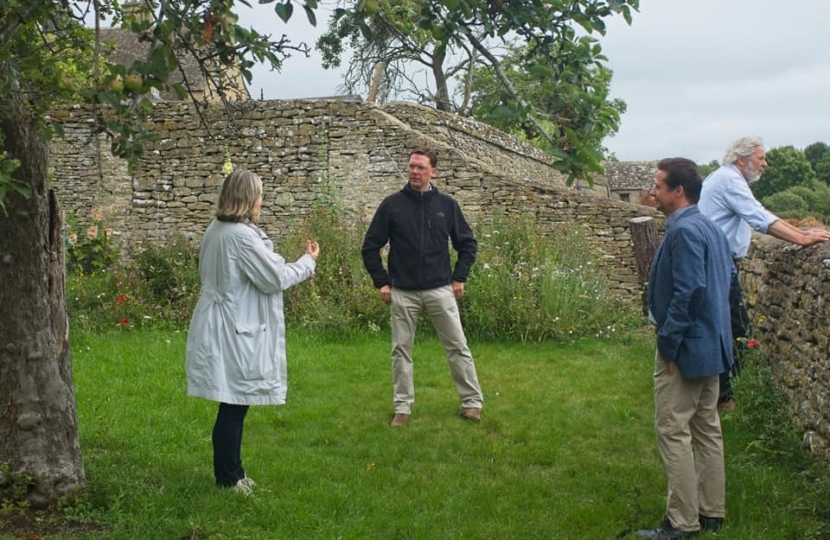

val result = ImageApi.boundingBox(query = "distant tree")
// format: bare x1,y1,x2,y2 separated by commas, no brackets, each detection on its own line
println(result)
762,179,830,224
803,141,828,173
751,146,816,200
697,160,719,179
814,151,830,185
762,190,809,220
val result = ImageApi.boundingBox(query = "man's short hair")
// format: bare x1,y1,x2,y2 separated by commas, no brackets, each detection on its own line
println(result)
722,136,764,166
657,157,702,204
410,148,438,168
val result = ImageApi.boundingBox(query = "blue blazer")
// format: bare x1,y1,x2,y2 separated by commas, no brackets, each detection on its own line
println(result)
647,205,735,379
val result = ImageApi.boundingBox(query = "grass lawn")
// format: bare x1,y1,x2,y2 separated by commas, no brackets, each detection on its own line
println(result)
6,328,827,539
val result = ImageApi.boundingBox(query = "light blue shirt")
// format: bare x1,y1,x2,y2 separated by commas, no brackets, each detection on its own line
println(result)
698,164,777,259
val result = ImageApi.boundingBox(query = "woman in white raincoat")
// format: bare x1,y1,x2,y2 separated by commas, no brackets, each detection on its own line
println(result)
186,169,319,494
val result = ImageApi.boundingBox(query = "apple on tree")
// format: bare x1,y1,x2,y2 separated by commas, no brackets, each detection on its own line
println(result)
124,72,142,93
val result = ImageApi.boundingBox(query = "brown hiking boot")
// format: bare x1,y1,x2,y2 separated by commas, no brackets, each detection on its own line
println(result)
458,407,481,423
390,413,410,427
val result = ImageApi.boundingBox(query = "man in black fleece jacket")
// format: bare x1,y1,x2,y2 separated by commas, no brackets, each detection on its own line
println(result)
362,148,484,427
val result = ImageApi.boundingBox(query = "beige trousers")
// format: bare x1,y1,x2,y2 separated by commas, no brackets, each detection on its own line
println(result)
390,286,483,414
653,350,726,532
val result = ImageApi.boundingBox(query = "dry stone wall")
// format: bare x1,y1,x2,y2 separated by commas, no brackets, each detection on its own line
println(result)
741,235,830,466
49,98,659,300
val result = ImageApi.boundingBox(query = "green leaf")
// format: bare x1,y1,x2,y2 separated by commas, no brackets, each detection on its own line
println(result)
172,83,188,100
304,5,317,26
274,1,294,23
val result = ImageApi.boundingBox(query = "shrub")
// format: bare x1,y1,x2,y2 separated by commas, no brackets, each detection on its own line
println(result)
66,206,639,342
463,215,638,342
132,232,200,304
64,209,119,275
282,205,387,337
731,344,830,525
67,232,200,332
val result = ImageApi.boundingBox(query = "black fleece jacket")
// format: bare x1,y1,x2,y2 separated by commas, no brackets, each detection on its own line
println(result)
361,183,477,291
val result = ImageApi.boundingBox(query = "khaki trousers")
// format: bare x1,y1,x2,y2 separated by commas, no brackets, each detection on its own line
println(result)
653,350,726,532
390,286,483,414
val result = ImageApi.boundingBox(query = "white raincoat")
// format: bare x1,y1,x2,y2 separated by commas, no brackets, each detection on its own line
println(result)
186,220,315,405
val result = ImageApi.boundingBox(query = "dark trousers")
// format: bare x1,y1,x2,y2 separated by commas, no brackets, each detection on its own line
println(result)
719,261,750,403
212,402,249,487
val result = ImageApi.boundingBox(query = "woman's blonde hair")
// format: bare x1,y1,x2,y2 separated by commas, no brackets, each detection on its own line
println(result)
216,169,262,222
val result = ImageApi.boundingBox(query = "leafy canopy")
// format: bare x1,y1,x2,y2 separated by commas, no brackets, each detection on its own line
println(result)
466,40,626,168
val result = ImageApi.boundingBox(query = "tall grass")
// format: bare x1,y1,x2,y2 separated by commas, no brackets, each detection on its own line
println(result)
463,216,637,341
3,329,827,540
66,205,639,342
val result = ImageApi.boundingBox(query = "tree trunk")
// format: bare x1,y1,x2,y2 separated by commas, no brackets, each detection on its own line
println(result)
432,49,451,112
0,98,85,506
367,60,385,104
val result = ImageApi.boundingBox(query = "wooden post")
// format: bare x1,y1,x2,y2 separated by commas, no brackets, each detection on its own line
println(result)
629,216,660,315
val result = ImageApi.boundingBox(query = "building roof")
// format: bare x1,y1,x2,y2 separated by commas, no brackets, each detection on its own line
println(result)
604,161,658,191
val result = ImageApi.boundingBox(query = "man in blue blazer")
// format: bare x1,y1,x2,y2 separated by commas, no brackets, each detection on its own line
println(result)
636,158,735,539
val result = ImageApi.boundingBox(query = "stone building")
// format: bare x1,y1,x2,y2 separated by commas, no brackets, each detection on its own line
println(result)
99,1,249,102
604,161,657,205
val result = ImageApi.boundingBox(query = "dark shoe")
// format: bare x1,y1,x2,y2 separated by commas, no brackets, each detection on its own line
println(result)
699,515,724,532
635,519,698,539
717,400,736,412
390,413,409,427
458,407,481,423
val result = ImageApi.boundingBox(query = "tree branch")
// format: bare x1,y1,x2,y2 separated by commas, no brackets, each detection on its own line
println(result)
457,24,560,153
0,0,51,48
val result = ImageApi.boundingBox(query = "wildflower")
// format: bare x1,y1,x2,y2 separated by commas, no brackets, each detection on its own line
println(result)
120,318,128,325
68,233,77,246
747,338,760,348
91,208,104,222
86,224,98,240
222,148,234,175
118,295,126,304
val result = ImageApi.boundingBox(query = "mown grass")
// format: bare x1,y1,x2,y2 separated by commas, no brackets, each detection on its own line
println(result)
4,327,825,540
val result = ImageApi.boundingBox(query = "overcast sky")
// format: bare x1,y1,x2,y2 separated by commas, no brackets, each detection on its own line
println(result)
238,0,830,164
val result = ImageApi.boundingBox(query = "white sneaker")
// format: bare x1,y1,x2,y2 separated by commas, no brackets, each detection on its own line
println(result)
230,479,254,496
239,476,256,489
